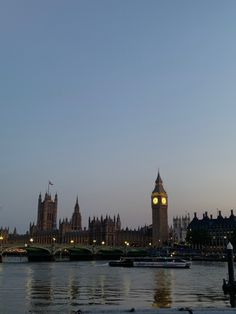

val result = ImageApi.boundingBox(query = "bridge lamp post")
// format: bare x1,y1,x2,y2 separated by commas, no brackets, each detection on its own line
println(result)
29,238,34,246
124,241,129,256
70,240,75,247
52,237,56,248
0,235,3,258
51,237,56,256
101,241,105,246
92,239,96,255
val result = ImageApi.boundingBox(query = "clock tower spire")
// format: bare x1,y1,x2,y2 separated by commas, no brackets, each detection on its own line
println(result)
151,171,168,247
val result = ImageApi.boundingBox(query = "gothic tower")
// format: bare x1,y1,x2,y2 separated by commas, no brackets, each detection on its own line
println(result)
37,193,58,231
71,196,82,231
151,171,168,247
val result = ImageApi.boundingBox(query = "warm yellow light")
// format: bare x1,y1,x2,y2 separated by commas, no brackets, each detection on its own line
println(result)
70,240,74,244
101,241,105,245
0,236,3,241
52,237,56,242
30,238,34,243
161,197,167,205
153,197,158,205
149,242,152,246
93,239,96,244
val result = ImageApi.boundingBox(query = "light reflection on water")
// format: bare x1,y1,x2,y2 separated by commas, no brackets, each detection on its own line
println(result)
0,259,232,313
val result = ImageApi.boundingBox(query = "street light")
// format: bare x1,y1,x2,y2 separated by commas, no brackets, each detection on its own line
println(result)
0,235,3,251
92,239,96,255
124,241,129,256
51,237,56,257
101,241,105,246
0,235,3,262
29,238,34,245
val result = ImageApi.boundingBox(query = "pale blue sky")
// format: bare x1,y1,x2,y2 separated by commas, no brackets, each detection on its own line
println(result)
1,1,236,233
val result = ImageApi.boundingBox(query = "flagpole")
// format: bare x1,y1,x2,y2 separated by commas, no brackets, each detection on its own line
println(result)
48,181,53,195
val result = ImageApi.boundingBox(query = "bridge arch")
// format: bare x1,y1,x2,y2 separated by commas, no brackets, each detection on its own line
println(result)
27,246,52,254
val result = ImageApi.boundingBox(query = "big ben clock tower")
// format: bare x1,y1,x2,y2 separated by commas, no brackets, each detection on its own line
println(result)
151,171,168,247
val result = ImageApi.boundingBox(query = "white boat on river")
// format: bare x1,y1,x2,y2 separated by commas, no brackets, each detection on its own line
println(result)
109,256,191,268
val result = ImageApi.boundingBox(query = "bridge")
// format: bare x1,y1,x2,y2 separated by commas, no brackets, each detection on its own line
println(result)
0,243,150,262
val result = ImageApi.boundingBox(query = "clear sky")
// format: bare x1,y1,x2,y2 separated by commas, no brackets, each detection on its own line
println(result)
1,0,236,233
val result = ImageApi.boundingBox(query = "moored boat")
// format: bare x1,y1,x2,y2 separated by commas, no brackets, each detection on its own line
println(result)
109,256,191,268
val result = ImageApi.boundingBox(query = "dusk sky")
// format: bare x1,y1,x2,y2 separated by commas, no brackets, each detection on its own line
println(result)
1,1,236,233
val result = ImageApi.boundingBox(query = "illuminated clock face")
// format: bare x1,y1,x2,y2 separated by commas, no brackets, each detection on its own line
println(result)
153,197,158,205
161,197,167,205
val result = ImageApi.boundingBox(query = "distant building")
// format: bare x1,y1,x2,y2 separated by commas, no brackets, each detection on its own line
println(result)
88,215,151,247
88,214,121,246
30,195,84,244
188,210,236,250
117,225,152,247
10,172,169,247
151,172,168,246
36,193,58,231
28,191,151,247
173,214,190,243
59,196,82,237
0,227,9,244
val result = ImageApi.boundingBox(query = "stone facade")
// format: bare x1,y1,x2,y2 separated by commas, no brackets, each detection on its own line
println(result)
88,215,121,246
173,214,190,243
36,193,58,231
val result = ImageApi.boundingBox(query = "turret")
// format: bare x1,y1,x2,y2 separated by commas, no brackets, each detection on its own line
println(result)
54,193,58,206
38,193,42,204
71,196,82,231
116,214,121,230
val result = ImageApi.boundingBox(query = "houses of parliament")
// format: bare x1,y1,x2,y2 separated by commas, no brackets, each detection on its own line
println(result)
1,172,170,247
28,190,152,246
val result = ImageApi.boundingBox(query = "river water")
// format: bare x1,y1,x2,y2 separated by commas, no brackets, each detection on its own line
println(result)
0,258,232,313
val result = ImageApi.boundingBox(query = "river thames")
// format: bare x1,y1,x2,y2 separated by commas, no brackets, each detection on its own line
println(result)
0,258,232,313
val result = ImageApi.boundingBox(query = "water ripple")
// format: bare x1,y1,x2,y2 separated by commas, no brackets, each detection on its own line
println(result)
0,260,232,312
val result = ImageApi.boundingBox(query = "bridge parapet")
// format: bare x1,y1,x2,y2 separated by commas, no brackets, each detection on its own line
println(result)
1,243,150,258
